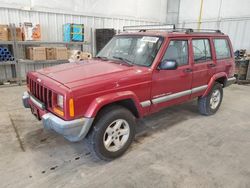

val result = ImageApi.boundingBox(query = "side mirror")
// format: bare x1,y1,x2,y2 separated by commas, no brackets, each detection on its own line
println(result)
159,60,178,70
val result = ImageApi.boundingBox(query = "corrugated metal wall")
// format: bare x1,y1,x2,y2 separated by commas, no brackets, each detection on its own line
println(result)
0,7,159,44
179,18,250,51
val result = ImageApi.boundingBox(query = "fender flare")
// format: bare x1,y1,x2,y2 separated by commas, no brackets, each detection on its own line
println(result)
84,91,143,118
202,72,228,97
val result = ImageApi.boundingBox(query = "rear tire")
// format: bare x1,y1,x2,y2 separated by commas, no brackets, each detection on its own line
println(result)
198,82,223,116
86,105,136,161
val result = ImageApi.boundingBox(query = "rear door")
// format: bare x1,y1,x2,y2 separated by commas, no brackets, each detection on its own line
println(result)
191,38,215,98
151,38,193,113
213,37,234,77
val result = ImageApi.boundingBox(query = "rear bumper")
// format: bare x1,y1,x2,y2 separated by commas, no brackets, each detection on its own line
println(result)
22,91,94,142
225,77,236,87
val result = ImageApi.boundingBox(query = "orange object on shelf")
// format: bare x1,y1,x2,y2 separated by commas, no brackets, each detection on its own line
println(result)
32,24,41,41
20,22,41,41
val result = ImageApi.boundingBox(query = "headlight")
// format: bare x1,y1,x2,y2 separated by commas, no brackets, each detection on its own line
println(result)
57,94,64,109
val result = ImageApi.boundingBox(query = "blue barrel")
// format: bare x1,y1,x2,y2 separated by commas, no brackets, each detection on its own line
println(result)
3,47,8,52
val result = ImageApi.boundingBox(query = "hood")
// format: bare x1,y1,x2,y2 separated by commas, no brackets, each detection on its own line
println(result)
37,59,150,89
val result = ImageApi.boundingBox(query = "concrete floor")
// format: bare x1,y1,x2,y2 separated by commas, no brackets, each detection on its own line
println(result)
0,84,249,188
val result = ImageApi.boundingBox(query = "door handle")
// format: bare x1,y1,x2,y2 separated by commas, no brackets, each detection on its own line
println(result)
183,68,192,73
208,63,216,67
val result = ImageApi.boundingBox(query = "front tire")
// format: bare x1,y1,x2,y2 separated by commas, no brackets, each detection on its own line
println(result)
86,105,136,161
198,82,223,116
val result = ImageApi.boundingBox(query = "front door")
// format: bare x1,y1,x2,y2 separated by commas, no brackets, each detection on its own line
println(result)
151,39,193,113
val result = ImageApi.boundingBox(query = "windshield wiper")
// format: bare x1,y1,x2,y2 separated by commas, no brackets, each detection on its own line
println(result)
95,56,109,61
112,56,133,66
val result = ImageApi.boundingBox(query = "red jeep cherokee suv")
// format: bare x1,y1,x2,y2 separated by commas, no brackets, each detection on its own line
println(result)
23,26,235,160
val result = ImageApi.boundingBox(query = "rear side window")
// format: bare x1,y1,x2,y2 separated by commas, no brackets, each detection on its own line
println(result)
163,40,189,66
192,39,212,63
213,39,231,59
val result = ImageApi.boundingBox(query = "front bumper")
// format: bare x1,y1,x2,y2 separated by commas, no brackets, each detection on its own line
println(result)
22,91,30,108
42,113,94,142
22,91,94,142
225,77,236,87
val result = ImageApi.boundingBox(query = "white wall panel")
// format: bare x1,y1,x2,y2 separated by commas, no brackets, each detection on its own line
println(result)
180,18,250,51
179,0,250,50
0,0,167,23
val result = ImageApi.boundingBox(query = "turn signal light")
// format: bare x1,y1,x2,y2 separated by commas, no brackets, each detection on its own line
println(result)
53,107,64,116
69,98,75,117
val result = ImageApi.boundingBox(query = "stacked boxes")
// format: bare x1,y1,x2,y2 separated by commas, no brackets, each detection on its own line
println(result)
46,47,68,60
0,23,41,41
63,24,84,42
26,47,68,61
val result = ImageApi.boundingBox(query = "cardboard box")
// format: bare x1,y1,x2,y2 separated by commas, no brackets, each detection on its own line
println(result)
8,27,22,41
46,47,68,60
20,22,41,41
46,48,56,60
26,47,46,61
0,25,9,41
55,47,68,60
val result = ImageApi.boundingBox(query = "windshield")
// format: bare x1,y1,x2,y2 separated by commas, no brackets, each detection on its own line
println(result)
97,35,163,67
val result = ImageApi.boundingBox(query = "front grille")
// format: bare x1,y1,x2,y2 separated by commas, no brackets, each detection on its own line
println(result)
28,77,53,108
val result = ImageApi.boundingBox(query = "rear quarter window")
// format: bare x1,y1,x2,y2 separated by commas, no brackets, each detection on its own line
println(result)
213,39,231,59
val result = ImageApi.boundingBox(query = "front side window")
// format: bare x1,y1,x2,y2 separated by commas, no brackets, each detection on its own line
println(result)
162,40,189,66
192,39,212,63
97,35,163,67
213,39,231,59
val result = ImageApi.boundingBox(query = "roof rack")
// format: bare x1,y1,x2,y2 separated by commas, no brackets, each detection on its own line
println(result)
184,28,223,34
123,24,176,32
122,24,223,35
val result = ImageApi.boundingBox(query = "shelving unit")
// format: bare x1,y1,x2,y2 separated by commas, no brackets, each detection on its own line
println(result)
0,41,14,45
0,61,16,65
17,41,90,45
0,28,17,83
18,59,69,64
0,24,93,85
